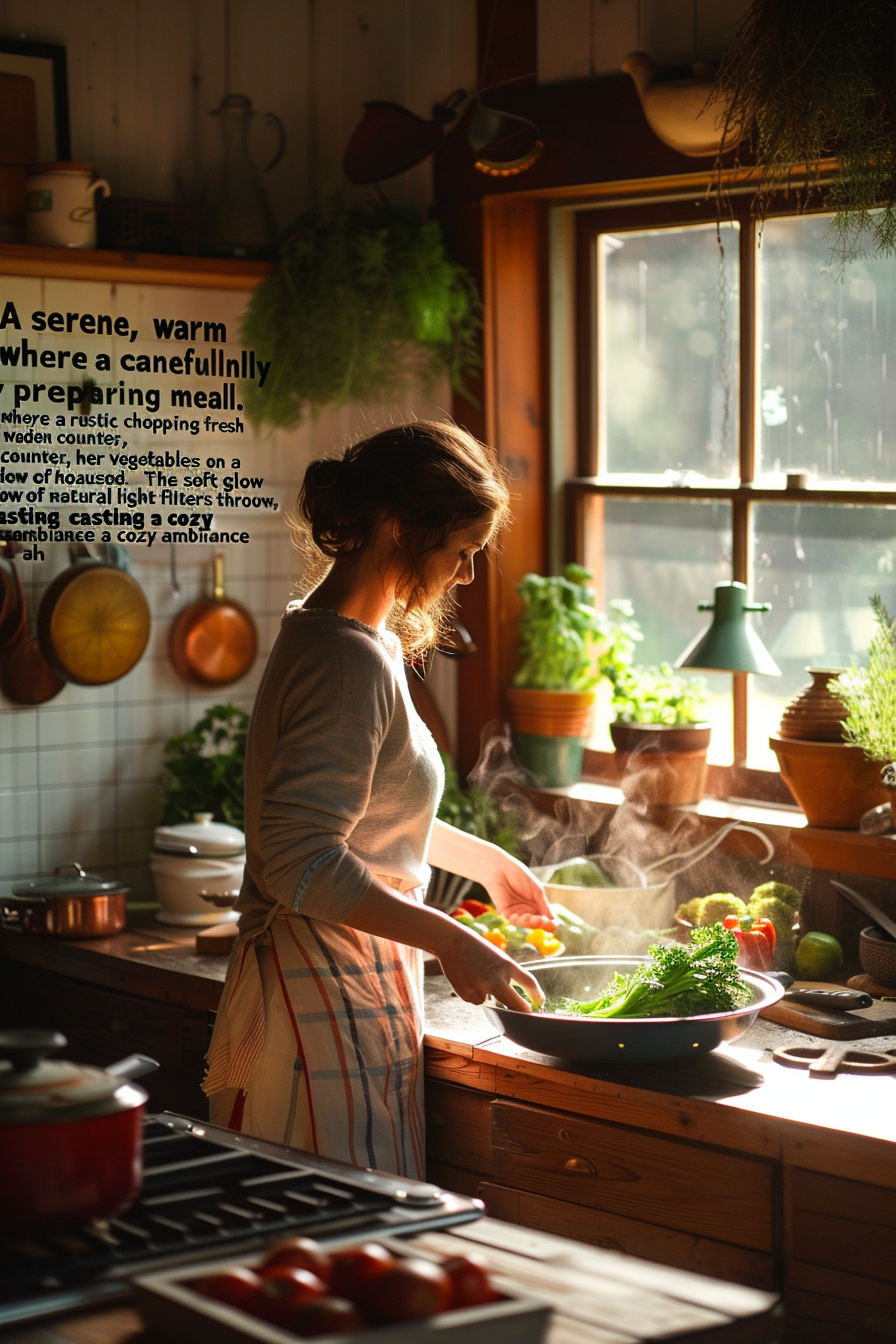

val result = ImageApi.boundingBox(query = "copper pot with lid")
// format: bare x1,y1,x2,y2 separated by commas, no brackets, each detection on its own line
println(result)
0,862,129,937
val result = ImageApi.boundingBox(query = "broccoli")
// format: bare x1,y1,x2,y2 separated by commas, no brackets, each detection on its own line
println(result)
750,881,801,913
675,897,705,926
548,859,614,888
543,924,751,1019
747,894,797,971
699,893,748,926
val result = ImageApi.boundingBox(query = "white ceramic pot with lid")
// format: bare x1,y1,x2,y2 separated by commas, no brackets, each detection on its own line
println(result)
150,812,244,926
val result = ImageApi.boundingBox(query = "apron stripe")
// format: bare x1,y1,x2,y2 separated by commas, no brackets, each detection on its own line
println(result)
270,932,320,1155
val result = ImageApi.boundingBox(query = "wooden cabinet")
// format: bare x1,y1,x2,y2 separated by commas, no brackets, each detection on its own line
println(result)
0,958,211,1116
425,1079,777,1290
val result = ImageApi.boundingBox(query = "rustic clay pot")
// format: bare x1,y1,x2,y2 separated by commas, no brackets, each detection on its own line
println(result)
769,735,891,828
609,721,711,806
778,668,848,742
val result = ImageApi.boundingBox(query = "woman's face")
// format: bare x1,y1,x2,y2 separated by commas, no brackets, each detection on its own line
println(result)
424,516,495,599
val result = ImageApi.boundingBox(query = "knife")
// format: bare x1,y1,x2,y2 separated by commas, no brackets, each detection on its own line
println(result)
783,988,873,1011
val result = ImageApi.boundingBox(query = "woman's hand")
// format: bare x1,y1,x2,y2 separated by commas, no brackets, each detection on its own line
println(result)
482,851,556,931
434,918,545,1014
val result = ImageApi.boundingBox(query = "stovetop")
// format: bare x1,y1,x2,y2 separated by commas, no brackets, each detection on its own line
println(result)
0,1112,482,1329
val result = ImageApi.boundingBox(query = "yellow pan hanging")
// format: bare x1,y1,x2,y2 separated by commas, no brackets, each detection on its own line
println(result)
38,545,151,686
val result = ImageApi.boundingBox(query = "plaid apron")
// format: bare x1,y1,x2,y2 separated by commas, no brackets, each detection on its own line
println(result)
205,883,426,1180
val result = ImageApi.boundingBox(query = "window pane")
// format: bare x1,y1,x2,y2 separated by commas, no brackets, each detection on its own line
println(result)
592,498,733,761
750,502,896,767
759,214,896,483
601,223,739,478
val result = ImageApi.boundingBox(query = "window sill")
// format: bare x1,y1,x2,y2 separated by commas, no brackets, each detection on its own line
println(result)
529,775,896,881
0,242,270,289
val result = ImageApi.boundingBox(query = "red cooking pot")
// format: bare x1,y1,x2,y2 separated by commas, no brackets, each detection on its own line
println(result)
0,1028,157,1232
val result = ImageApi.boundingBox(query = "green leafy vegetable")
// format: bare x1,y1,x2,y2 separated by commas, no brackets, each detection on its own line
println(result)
548,859,616,889
542,925,751,1019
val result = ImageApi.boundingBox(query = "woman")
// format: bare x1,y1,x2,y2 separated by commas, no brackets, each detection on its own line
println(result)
204,421,554,1180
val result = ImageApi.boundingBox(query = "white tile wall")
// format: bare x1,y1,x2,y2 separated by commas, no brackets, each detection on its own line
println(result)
0,0,473,899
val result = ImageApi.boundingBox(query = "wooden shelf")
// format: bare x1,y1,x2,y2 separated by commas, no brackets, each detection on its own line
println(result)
0,242,271,289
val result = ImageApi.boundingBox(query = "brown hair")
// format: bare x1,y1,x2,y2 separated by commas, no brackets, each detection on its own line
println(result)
291,421,510,655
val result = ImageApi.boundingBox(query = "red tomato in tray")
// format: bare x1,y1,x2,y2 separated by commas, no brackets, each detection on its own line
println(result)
259,1236,333,1284
363,1258,454,1323
250,1266,328,1326
198,1266,264,1310
291,1295,368,1338
442,1252,496,1308
329,1242,395,1305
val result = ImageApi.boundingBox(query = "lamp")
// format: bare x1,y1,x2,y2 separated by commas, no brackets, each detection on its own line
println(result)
675,582,781,676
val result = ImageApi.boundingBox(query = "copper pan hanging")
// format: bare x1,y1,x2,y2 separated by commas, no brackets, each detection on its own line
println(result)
0,553,65,704
169,551,257,686
37,543,151,686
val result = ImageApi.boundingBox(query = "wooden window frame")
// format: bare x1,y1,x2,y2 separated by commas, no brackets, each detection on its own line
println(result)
561,189,896,786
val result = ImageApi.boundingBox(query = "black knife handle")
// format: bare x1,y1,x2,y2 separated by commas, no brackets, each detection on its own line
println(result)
785,989,874,1011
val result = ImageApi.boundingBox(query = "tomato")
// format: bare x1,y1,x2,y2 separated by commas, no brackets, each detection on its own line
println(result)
259,1236,332,1283
250,1267,327,1326
442,1252,496,1308
198,1266,263,1310
329,1242,395,1304
364,1259,454,1322
291,1295,368,1338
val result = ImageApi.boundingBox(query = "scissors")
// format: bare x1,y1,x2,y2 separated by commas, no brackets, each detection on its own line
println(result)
773,1042,896,1078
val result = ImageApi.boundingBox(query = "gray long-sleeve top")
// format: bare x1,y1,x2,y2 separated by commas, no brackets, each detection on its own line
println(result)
235,606,445,933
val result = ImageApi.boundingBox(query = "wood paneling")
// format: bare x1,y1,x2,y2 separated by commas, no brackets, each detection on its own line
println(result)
425,1079,493,1173
476,1180,776,1288
490,1098,774,1250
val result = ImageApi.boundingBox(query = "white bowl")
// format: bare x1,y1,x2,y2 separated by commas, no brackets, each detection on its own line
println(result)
534,854,673,931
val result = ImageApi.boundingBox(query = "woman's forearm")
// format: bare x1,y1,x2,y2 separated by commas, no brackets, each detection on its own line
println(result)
342,873,465,959
426,817,505,882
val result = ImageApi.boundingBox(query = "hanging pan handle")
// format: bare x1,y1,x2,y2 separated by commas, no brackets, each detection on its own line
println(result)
263,112,286,171
639,820,774,881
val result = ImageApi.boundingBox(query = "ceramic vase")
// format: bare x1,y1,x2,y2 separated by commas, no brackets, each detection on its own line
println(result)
778,667,848,742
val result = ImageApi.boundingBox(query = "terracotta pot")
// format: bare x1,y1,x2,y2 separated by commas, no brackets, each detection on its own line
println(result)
769,735,891,828
505,686,595,738
778,667,848,742
609,721,711,807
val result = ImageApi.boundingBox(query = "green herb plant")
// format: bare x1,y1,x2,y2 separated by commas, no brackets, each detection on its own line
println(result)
512,564,642,693
544,924,750,1020
833,594,896,767
160,704,250,828
612,662,708,727
713,0,896,268
240,197,481,428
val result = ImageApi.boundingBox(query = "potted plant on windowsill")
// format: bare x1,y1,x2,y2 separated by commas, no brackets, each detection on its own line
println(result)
829,595,896,821
506,565,642,787
609,663,711,806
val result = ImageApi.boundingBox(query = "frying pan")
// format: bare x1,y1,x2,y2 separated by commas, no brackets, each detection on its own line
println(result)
37,543,151,686
169,551,257,686
0,555,65,704
484,955,784,1063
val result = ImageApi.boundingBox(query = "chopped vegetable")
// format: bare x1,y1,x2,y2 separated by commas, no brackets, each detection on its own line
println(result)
525,928,565,956
547,859,615,888
722,914,775,971
746,895,798,971
457,898,491,918
542,925,751,1019
482,928,508,950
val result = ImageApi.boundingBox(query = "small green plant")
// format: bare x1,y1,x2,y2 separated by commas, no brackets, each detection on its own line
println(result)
240,197,481,428
512,564,642,692
833,594,896,763
160,704,250,828
612,663,708,727
437,752,520,857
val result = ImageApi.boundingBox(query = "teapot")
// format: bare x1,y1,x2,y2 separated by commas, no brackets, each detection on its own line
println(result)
200,93,285,259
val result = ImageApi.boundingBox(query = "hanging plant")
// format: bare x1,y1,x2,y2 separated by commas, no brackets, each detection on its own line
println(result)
714,0,896,266
240,197,481,428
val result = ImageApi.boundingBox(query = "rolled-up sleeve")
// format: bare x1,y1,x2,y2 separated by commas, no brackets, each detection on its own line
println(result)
251,628,395,924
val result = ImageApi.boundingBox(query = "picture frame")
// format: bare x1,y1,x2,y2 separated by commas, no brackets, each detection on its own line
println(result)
0,39,70,163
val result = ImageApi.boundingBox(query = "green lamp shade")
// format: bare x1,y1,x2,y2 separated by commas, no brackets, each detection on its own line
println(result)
675,582,781,677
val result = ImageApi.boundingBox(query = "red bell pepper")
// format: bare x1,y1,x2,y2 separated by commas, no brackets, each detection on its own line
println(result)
723,914,776,971
456,899,492,918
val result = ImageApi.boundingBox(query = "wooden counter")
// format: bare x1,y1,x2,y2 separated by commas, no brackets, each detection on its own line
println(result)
1,923,894,1343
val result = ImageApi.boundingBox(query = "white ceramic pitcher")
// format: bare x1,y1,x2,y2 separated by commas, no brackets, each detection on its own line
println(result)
25,162,111,248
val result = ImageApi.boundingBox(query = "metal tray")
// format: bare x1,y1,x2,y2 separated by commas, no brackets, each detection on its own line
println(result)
484,955,784,1062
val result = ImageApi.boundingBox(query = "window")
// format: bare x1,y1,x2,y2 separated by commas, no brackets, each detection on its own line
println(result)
566,195,896,772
